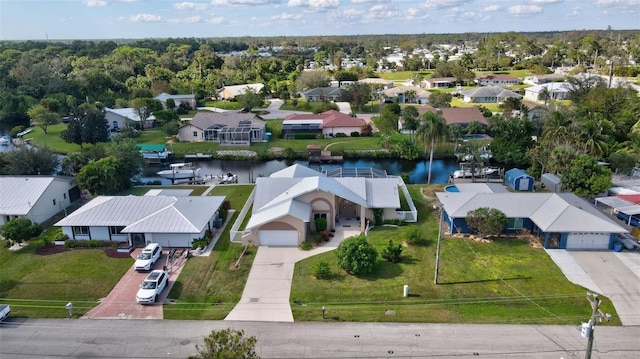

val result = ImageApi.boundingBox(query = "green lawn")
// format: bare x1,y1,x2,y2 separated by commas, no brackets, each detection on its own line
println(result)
450,98,501,113
0,239,133,318
28,124,84,154
289,185,620,325
163,184,256,320
202,100,244,110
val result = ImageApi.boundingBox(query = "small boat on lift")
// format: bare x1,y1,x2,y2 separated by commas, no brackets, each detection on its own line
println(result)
156,163,201,181
451,167,497,179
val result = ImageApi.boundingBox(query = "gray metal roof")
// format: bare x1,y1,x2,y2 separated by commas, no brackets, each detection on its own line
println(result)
460,86,522,98
246,198,311,230
55,196,225,234
270,164,324,178
0,176,74,215
436,192,626,234
454,183,509,193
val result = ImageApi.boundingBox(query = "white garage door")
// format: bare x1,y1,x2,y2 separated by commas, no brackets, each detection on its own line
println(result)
259,230,298,246
566,233,610,250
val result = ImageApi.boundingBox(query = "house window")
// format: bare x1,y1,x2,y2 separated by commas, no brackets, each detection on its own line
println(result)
193,131,198,137
506,218,524,230
72,226,90,235
109,226,125,235
313,213,327,220
63,193,67,199
53,199,56,206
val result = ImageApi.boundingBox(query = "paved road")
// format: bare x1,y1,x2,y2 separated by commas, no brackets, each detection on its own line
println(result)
1,319,639,358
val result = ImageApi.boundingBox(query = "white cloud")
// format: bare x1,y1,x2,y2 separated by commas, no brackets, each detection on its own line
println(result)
531,0,563,4
207,16,227,24
421,0,471,9
481,5,500,11
404,6,430,20
363,3,399,22
129,13,162,22
595,0,640,10
508,4,542,15
271,12,303,20
174,2,210,10
350,0,384,3
168,16,202,23
288,0,340,11
84,0,108,6
211,0,281,5
445,7,487,22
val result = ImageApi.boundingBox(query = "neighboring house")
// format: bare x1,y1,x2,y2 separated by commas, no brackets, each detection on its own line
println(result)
459,86,522,103
55,195,226,248
421,77,457,89
153,93,196,110
475,74,521,86
300,87,343,102
242,164,416,246
523,82,569,103
504,168,535,191
523,74,565,85
217,83,264,100
178,112,266,145
359,78,395,89
283,110,368,138
104,107,155,132
382,86,430,104
522,101,549,122
416,107,488,127
436,191,627,250
0,176,80,225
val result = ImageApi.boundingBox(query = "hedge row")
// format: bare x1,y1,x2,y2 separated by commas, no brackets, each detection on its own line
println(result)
64,239,121,248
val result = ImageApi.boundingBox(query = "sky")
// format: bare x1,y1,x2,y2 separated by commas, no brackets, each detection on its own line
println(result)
0,0,638,41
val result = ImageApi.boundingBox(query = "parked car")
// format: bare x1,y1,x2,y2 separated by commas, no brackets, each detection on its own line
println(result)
0,304,11,321
136,269,169,304
133,243,162,271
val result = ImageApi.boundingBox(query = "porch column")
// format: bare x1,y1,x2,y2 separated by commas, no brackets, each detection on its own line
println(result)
359,206,366,232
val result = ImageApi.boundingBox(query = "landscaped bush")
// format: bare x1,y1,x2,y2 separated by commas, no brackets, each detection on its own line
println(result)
2,218,42,243
350,131,360,137
335,132,347,138
335,234,378,275
381,240,403,263
403,226,422,245
64,239,120,248
383,218,405,226
314,217,327,232
310,260,331,279
192,236,211,250
300,241,312,251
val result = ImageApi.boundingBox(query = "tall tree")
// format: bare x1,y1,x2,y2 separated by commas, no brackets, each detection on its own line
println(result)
416,110,447,184
132,98,162,131
1,146,60,175
237,86,263,112
27,104,59,134
341,82,370,113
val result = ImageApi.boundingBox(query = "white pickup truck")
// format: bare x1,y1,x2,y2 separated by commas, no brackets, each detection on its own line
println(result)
0,304,11,321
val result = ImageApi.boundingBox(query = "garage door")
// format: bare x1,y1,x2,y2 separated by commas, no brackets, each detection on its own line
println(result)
566,233,610,250
259,230,298,246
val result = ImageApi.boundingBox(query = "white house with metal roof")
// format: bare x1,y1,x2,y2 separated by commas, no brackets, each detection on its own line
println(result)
242,164,416,246
0,176,80,225
436,192,627,250
55,195,226,248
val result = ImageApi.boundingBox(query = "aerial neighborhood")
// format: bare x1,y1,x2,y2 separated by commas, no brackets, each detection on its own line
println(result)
2,30,640,338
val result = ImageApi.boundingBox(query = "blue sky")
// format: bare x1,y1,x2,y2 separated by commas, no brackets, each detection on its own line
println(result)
1,0,638,40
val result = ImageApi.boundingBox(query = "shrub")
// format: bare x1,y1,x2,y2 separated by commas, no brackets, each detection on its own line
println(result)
2,218,42,243
381,240,403,263
350,131,360,137
335,234,378,275
314,217,327,232
404,227,422,245
466,207,507,238
310,260,331,279
300,241,312,251
192,236,211,250
64,239,120,248
335,132,347,138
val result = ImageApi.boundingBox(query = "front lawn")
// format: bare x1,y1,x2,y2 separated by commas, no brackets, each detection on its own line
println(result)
290,185,620,325
0,239,133,318
163,184,256,320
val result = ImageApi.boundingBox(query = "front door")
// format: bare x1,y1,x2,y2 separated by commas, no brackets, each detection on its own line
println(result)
131,233,146,248
340,201,357,219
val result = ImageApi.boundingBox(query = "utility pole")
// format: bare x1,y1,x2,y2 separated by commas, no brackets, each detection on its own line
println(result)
583,292,611,359
434,204,444,285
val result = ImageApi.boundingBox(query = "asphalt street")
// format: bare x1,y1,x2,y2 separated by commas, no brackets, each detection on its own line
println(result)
1,319,639,358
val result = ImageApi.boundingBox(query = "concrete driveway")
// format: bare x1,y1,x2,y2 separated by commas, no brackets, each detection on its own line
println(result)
82,249,187,320
569,251,640,326
548,249,640,326
225,220,362,322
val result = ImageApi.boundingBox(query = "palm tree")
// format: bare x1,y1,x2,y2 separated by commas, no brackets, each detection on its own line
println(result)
577,116,609,159
537,86,551,106
416,111,447,184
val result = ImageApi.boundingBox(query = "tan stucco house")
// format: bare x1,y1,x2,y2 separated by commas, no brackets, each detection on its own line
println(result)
242,164,417,246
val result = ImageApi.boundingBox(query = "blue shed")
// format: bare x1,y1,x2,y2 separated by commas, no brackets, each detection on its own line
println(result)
504,168,534,191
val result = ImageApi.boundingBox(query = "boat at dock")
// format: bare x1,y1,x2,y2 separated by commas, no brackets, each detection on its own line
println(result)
451,167,497,179
156,163,201,180
0,136,10,146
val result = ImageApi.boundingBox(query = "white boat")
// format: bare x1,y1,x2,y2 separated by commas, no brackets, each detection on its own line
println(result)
451,167,497,179
156,163,201,180
0,136,9,146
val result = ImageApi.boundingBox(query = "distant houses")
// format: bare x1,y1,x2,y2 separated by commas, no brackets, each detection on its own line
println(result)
459,86,522,104
104,107,155,132
217,83,264,101
283,110,369,138
178,112,266,145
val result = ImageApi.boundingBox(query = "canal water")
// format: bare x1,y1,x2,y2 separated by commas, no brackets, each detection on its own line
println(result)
141,158,461,185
